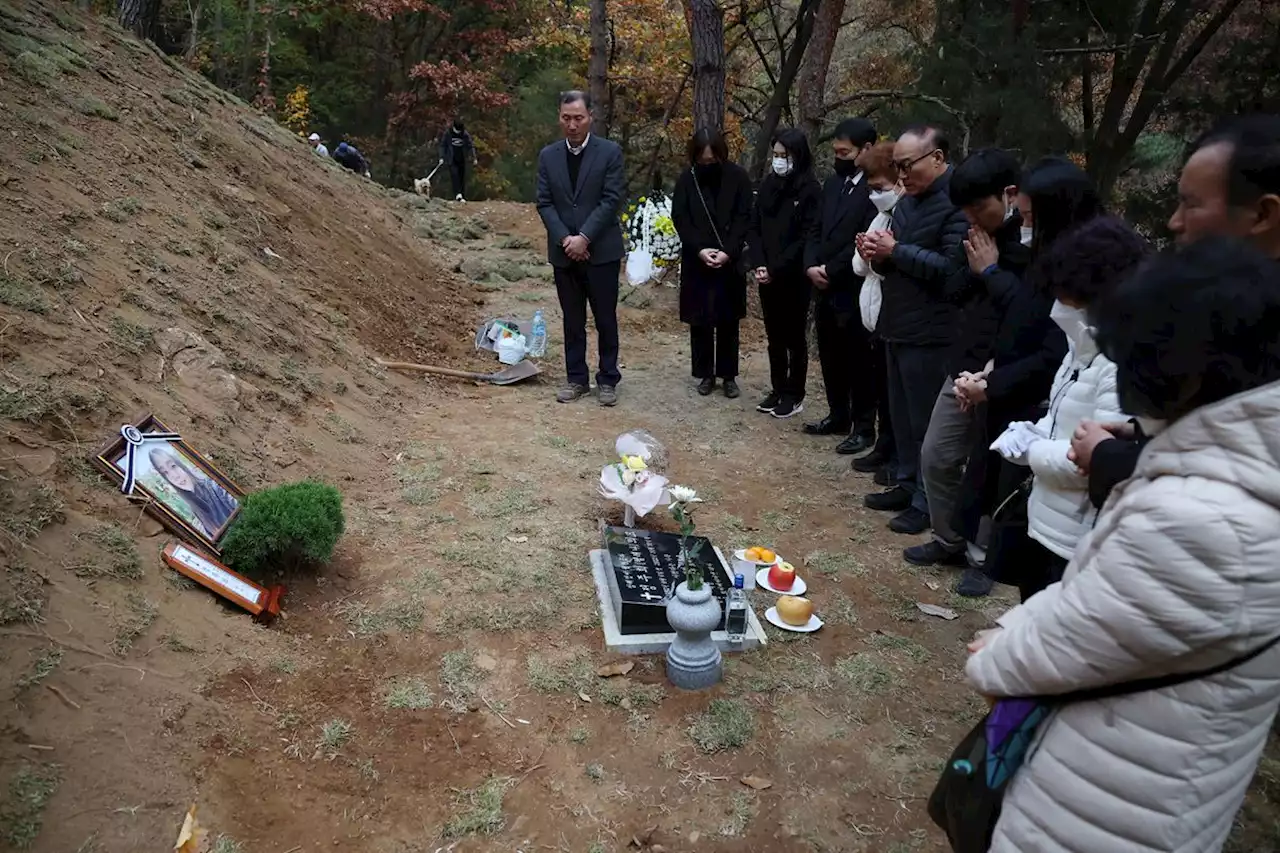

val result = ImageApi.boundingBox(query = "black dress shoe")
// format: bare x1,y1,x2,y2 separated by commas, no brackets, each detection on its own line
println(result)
852,450,890,473
723,379,740,399
803,416,853,436
696,378,715,396
864,486,912,512
904,540,967,567
836,434,875,456
889,507,931,535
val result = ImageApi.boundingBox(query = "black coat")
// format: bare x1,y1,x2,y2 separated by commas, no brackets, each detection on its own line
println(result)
673,163,753,325
874,169,969,346
536,136,626,267
804,173,878,311
945,215,1032,377
747,172,822,279
983,271,1067,433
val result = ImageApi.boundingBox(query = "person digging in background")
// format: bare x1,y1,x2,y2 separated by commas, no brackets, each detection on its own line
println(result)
802,118,882,451
1071,113,1280,509
535,90,625,407
332,141,371,178
962,237,1280,853
905,148,1030,572
858,125,968,536
308,132,328,158
439,118,478,202
850,141,902,485
747,128,822,419
672,128,754,399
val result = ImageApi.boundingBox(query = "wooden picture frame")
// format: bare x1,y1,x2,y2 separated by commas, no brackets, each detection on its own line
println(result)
93,413,244,554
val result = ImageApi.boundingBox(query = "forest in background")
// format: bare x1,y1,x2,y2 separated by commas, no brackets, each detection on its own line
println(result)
101,0,1280,230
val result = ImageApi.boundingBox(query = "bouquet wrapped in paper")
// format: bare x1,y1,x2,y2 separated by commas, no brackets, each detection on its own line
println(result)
598,430,670,523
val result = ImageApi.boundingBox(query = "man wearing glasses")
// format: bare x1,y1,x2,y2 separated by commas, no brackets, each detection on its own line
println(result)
856,125,968,535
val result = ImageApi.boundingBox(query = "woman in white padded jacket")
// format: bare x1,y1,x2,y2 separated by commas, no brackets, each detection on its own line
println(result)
966,237,1280,853
989,215,1149,601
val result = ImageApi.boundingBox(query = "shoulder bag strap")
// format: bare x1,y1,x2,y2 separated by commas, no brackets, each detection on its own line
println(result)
691,169,725,250
1056,634,1280,704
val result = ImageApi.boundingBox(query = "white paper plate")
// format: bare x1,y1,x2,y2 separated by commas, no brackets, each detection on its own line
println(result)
765,606,823,633
734,549,782,567
754,568,807,596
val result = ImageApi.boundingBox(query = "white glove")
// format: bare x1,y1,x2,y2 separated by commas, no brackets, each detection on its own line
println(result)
991,421,1038,463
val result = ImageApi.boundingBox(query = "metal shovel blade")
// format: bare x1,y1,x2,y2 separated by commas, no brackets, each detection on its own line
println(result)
375,357,541,385
486,360,541,384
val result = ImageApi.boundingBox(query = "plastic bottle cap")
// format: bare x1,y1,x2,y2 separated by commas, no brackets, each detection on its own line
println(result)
733,573,744,589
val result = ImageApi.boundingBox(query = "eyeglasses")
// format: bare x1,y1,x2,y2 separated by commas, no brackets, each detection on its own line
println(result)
893,148,940,174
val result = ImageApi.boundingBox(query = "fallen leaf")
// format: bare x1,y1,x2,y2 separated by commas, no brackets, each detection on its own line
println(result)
688,831,701,844
474,653,498,671
917,602,960,620
925,580,941,591
173,804,202,852
596,661,635,678
577,691,592,703
740,775,773,790
506,535,529,544
517,718,531,725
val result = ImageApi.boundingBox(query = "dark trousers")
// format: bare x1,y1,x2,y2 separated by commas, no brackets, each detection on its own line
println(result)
871,338,895,458
815,295,877,434
690,322,740,380
886,342,949,514
449,159,466,198
759,276,810,400
1017,539,1069,603
554,261,621,388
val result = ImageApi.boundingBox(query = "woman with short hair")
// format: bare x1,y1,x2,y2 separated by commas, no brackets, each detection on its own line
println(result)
672,129,754,398
965,237,1280,853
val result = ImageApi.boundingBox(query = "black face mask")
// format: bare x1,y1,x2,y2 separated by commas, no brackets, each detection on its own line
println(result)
454,122,464,132
833,157,859,178
694,161,722,182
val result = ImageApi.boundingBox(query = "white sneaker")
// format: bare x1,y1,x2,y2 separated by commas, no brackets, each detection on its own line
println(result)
455,194,465,203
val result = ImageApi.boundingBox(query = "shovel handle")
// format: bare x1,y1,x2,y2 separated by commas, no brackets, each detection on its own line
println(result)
376,359,484,381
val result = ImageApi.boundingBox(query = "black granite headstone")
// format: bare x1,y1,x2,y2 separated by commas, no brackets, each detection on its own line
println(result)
600,525,732,635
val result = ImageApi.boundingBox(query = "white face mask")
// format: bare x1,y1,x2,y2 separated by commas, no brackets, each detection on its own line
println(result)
1049,300,1091,343
772,157,792,177
869,188,900,213
1020,225,1034,247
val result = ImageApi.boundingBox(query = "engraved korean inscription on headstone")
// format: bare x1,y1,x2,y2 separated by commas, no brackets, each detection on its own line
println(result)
601,525,731,634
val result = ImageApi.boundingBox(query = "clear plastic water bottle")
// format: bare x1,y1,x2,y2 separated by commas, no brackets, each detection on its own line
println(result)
529,310,547,358
725,574,748,643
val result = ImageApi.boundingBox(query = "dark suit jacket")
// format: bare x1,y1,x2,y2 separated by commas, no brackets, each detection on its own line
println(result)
536,136,625,268
672,163,753,325
804,173,878,303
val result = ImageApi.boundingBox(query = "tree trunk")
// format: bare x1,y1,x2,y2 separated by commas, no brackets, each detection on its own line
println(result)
688,0,726,133
797,0,846,138
184,0,201,64
211,0,223,87
117,0,161,40
750,0,817,176
241,0,257,101
588,0,610,136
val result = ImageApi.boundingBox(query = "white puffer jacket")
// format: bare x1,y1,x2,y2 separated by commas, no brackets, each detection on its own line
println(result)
1003,301,1127,559
967,378,1280,853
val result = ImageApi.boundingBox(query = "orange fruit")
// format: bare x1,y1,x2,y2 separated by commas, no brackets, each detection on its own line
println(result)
759,548,776,563
745,547,762,562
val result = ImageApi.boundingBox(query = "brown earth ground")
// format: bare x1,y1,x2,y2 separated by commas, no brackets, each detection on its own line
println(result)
3,2,1280,852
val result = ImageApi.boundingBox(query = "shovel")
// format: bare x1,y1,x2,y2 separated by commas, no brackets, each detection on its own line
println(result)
376,358,541,386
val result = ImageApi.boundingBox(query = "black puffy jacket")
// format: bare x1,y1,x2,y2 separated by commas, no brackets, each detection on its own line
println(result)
875,169,968,346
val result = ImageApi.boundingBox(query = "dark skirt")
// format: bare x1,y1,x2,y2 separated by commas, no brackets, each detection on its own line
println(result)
679,255,747,326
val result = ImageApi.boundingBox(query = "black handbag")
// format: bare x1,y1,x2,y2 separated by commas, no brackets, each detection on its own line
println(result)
929,635,1280,852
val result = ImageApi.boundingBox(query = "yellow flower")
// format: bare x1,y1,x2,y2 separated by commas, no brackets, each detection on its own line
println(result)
623,454,647,472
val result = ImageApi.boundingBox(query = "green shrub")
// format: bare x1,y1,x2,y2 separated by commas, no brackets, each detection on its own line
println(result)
219,481,344,580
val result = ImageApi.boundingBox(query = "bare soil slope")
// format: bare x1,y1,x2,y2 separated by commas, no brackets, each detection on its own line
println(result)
4,2,1280,852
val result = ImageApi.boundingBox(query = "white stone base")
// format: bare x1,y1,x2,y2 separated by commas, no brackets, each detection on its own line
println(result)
590,549,768,655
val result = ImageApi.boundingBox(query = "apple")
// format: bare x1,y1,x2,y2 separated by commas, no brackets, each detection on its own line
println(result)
768,561,796,591
777,595,814,627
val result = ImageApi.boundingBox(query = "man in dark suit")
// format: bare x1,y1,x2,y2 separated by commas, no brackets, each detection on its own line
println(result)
536,91,626,406
803,118,881,454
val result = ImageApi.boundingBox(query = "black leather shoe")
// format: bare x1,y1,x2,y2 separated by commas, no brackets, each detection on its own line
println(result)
904,540,967,567
803,416,852,436
865,486,912,512
723,379,740,399
852,450,890,473
836,434,875,456
889,507,931,535
696,378,715,396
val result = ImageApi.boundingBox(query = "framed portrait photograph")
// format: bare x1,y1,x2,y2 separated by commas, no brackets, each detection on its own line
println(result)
93,414,244,554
